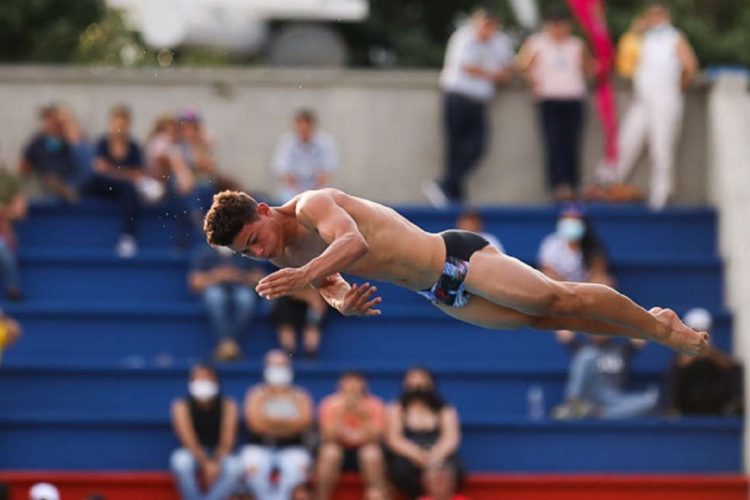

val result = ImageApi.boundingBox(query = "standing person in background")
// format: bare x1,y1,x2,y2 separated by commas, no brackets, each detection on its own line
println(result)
316,371,388,500
242,350,313,500
386,367,464,500
518,8,593,202
189,243,266,362
18,105,89,203
616,3,699,210
567,0,620,182
272,109,338,203
86,105,145,258
170,364,243,500
616,15,648,80
424,7,515,207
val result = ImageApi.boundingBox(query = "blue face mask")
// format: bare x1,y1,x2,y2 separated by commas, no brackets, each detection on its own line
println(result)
45,136,62,152
557,218,586,241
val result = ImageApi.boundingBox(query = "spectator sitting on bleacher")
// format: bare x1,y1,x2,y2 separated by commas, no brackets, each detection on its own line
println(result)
86,105,149,259
386,367,464,500
667,308,743,416
538,204,614,287
0,312,22,365
18,104,90,203
272,109,338,203
272,289,328,359
170,363,243,500
0,168,27,301
242,350,313,500
455,208,504,252
553,330,658,419
189,243,266,362
177,106,220,213
146,113,198,250
316,371,388,500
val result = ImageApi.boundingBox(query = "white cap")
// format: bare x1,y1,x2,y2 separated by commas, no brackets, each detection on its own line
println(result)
683,308,713,332
29,483,60,500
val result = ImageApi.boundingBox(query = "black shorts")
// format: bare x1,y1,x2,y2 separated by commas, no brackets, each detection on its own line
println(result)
342,447,360,472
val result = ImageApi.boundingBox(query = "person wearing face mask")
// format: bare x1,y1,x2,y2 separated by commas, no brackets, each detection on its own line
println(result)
386,367,465,500
316,371,388,500
170,364,242,500
189,243,267,362
538,204,614,287
18,104,89,203
242,350,313,500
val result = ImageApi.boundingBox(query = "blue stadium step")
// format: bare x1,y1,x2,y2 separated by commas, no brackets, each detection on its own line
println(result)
0,360,696,419
0,413,739,472
14,249,724,310
2,302,732,364
18,201,718,259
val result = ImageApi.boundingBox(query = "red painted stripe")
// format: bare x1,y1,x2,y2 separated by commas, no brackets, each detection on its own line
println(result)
0,472,746,500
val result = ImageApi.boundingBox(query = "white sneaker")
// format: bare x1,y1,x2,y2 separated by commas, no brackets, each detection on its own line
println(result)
116,234,138,258
422,181,449,208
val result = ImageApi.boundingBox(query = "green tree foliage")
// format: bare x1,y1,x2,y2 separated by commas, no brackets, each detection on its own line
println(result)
0,0,104,62
348,0,750,67
0,0,747,68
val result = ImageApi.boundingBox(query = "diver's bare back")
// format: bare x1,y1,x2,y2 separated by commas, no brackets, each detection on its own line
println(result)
277,189,445,290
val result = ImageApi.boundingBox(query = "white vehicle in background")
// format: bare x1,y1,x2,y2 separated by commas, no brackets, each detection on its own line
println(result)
108,0,369,65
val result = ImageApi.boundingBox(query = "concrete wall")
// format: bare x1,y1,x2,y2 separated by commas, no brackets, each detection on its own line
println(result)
0,66,709,204
707,74,750,472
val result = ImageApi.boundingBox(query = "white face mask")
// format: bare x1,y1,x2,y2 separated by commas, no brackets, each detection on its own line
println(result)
189,380,219,402
216,246,234,258
264,366,293,387
557,218,586,242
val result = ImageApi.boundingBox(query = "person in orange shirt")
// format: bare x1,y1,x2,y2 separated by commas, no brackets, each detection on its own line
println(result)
316,371,388,500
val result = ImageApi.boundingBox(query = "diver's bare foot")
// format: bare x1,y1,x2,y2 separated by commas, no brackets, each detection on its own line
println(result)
649,307,710,356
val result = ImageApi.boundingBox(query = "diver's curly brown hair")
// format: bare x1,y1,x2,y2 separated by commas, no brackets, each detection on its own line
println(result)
203,191,259,246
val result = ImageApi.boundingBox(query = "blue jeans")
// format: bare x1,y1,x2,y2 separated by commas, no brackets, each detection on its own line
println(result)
0,241,20,293
170,448,243,500
565,346,658,419
242,445,311,500
202,284,257,341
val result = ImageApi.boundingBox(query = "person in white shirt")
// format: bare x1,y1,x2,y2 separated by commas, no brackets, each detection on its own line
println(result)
424,7,515,207
616,3,698,210
272,109,338,203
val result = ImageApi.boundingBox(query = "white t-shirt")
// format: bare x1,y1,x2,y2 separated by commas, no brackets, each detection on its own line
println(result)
634,23,682,95
272,131,338,201
440,25,515,102
537,232,586,282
